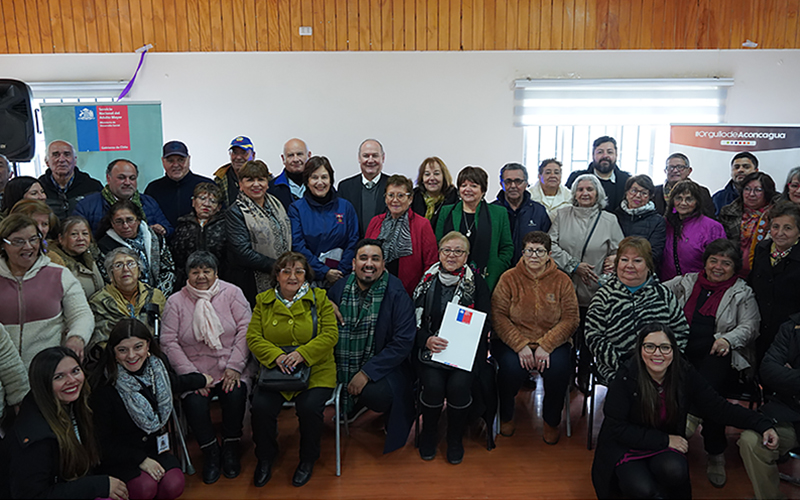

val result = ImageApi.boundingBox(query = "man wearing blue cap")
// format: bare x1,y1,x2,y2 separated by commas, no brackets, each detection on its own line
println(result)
145,140,214,228
214,136,256,208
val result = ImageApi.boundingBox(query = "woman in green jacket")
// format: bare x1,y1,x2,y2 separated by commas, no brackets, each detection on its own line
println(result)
247,251,338,489
435,166,513,291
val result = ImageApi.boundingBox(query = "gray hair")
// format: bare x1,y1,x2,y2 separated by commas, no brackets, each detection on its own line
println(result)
784,166,800,190
570,174,608,209
439,230,470,253
666,152,690,168
499,162,528,184
103,247,143,278
185,250,218,275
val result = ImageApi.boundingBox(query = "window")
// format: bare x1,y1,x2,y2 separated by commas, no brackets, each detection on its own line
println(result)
11,81,127,177
515,78,732,184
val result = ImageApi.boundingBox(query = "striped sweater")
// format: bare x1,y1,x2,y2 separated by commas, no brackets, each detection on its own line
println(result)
585,275,689,384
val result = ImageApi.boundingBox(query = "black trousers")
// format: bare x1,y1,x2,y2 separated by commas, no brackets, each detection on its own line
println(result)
688,351,734,455
615,451,691,499
494,340,572,427
417,363,473,408
250,386,333,463
182,382,247,447
356,377,393,413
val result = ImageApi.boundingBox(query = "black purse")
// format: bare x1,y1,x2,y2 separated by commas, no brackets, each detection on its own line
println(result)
257,290,317,392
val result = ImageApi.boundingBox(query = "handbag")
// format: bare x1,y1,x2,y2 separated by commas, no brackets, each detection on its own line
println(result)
257,290,318,391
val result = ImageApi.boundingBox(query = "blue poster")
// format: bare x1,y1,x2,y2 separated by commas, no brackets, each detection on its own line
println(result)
75,105,99,152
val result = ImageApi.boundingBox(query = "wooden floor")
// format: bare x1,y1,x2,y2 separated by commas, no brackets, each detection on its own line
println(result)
181,377,800,499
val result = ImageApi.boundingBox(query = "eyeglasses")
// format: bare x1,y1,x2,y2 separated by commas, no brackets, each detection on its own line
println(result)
112,217,138,226
743,186,764,195
112,261,138,271
3,235,41,248
628,188,650,198
522,247,548,258
665,164,688,172
674,195,695,205
194,195,218,205
642,343,673,355
789,182,800,191
503,179,527,187
439,248,466,257
280,268,306,277
385,192,411,201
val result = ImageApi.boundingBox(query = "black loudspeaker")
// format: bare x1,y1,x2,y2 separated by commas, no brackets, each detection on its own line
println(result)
0,79,35,162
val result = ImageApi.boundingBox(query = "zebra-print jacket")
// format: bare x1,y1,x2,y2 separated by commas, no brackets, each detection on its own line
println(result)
585,274,689,384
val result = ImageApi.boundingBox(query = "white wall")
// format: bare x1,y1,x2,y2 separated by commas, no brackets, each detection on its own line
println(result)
1,49,798,194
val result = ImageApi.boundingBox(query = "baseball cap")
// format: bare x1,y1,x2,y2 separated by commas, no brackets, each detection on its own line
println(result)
229,136,254,150
162,140,189,157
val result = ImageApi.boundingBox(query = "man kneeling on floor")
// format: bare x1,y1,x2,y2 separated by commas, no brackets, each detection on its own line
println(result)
327,238,416,453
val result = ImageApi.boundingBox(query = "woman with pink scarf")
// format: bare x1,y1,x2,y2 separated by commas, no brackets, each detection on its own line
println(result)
160,250,252,485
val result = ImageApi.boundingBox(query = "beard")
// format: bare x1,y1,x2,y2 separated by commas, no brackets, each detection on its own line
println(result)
591,160,616,175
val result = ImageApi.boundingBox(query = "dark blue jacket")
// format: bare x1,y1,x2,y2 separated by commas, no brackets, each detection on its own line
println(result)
288,191,359,279
73,191,173,238
328,272,415,453
712,180,739,215
491,190,551,263
144,171,214,229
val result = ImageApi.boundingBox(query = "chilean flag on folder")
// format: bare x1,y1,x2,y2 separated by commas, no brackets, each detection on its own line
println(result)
456,308,472,325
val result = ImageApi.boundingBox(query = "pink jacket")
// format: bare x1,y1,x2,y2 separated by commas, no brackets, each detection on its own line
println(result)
365,210,438,297
160,280,252,380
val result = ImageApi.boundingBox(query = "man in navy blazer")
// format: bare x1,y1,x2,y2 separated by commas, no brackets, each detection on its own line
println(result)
337,139,389,237
327,238,415,453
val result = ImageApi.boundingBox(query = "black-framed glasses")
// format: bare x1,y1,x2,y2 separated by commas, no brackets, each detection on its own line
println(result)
665,165,689,172
522,247,548,258
112,261,138,271
439,248,466,257
3,235,41,248
628,188,649,198
642,343,673,355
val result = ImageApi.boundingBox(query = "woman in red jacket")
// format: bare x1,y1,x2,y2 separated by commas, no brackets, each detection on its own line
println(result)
365,175,438,297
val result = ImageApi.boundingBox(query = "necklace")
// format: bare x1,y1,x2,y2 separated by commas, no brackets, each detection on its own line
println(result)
464,214,476,238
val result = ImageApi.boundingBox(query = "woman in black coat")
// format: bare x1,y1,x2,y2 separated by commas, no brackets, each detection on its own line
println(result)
614,175,666,267
591,323,776,499
748,201,800,362
6,347,128,500
90,319,212,500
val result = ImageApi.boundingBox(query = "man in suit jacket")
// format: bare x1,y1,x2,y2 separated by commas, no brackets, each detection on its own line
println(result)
337,139,389,237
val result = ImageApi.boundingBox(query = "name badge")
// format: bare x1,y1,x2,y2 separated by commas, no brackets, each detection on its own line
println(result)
157,432,170,454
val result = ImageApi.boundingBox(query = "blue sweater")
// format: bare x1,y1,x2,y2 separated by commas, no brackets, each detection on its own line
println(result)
288,192,359,278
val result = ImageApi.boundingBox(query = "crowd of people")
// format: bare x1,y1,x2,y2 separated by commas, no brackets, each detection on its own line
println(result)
0,134,798,499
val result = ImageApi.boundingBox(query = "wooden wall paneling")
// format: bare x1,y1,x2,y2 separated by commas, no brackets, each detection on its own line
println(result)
415,0,426,50
616,0,632,49
335,0,347,50
381,0,393,50
35,0,53,53
12,0,31,54
138,0,155,51
347,0,358,50
449,0,460,50
312,0,325,50
563,0,576,49
266,0,279,51
661,0,677,49
438,0,449,50
504,0,516,50
483,0,495,51
461,0,473,49
494,0,517,50
84,0,101,53
676,0,696,48
203,0,219,51
539,0,553,50
551,0,564,49
473,0,484,50
1,2,14,54
529,0,541,50
47,0,65,53
516,0,530,49
244,0,258,50
770,0,788,48
127,0,144,50
220,0,235,52
790,0,800,47
298,0,312,51
427,0,439,50
163,0,177,51
605,0,620,49
572,0,586,49
60,0,79,52
635,0,651,49
370,0,383,50
254,0,267,50
356,0,368,50
25,0,44,54
186,0,200,51
320,0,333,50
278,0,292,50
583,0,596,49
392,0,405,50
696,0,715,49
647,0,664,48
106,0,123,53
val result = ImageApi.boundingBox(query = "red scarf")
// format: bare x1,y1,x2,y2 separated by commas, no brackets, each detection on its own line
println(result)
683,272,738,325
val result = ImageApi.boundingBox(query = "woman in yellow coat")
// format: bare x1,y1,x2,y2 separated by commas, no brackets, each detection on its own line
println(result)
247,251,338,489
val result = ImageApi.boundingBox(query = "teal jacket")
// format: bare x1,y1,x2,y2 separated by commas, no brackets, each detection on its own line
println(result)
435,200,513,291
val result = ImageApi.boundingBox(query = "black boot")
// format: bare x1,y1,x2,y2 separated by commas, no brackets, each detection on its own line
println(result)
201,441,221,484
221,439,241,479
446,406,469,465
419,405,442,460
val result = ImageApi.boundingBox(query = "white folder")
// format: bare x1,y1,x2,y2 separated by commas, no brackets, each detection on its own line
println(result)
431,302,486,372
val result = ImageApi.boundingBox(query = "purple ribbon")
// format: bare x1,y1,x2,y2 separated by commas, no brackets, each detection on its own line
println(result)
117,47,149,100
